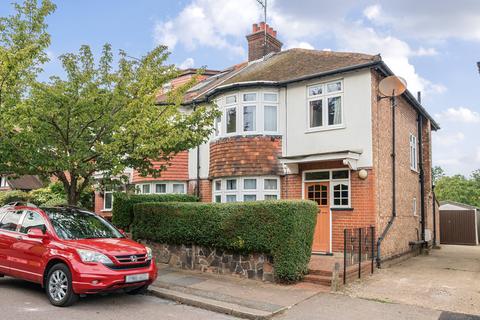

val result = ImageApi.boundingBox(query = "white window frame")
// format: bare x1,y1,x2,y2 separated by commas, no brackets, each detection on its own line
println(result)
215,90,279,139
136,181,187,195
302,168,351,208
410,133,418,172
0,176,8,188
103,186,114,211
413,197,417,216
306,79,344,132
212,176,280,203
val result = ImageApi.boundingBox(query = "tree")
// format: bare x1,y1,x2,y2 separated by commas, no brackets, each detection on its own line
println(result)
432,166,445,184
435,172,480,207
0,44,219,205
0,0,55,113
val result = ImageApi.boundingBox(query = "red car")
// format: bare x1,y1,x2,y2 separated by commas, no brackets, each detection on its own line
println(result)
0,202,157,307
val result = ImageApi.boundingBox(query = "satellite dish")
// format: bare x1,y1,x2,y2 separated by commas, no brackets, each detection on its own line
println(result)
379,76,407,97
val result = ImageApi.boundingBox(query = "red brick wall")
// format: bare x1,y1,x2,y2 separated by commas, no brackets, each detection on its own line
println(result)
209,136,282,178
371,70,428,259
188,179,212,203
132,151,188,183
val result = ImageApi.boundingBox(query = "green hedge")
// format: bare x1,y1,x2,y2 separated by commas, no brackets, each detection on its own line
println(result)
112,193,199,229
132,200,317,282
0,190,32,206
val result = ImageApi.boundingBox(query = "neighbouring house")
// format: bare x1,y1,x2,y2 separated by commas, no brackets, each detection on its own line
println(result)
0,175,44,193
439,201,479,245
98,22,440,264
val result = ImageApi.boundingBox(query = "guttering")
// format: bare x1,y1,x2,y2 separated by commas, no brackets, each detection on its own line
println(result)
193,102,200,198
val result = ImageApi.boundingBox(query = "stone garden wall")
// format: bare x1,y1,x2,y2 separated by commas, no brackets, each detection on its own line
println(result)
143,241,275,282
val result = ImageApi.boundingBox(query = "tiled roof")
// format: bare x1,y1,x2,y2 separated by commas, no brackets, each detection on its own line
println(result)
7,175,44,190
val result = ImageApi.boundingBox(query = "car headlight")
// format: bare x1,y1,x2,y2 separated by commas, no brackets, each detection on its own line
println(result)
76,249,113,264
145,247,153,261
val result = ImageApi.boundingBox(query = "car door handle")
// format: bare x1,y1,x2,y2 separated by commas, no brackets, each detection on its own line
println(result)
16,235,23,240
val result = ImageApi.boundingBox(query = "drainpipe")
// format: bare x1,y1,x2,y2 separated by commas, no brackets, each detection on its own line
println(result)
417,92,426,247
193,102,201,198
376,94,397,268
432,184,437,246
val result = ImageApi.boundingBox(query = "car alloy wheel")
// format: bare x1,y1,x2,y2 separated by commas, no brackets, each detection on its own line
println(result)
48,270,68,302
45,263,78,307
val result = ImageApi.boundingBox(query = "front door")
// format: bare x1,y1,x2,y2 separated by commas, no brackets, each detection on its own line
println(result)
305,182,331,253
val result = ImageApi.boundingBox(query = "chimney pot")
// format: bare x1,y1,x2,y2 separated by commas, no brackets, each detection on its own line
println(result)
260,21,266,30
252,23,258,32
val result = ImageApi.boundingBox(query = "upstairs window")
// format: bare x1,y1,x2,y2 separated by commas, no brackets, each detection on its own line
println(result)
226,107,237,133
243,106,256,131
410,134,418,171
0,176,8,188
307,80,343,130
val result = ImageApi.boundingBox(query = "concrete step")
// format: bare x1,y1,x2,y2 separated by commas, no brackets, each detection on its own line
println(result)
149,285,287,320
307,269,333,277
302,274,332,287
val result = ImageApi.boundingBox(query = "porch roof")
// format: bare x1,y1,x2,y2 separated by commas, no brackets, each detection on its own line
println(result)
279,150,362,170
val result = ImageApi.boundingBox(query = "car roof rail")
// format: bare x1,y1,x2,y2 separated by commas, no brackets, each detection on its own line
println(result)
55,204,83,210
4,201,38,208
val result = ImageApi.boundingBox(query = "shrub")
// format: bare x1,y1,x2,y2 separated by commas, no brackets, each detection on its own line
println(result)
0,190,32,206
132,200,317,282
112,193,199,229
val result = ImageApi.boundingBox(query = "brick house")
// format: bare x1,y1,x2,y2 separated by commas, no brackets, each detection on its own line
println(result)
0,175,44,193
97,22,440,264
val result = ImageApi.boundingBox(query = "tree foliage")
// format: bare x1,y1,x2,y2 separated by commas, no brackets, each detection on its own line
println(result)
434,168,480,207
0,42,219,204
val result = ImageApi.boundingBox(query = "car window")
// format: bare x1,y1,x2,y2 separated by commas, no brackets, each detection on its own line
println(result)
43,207,123,240
0,210,24,232
20,211,47,234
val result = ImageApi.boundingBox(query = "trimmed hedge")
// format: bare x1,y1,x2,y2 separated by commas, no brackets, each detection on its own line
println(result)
112,193,199,229
0,190,31,206
132,200,317,282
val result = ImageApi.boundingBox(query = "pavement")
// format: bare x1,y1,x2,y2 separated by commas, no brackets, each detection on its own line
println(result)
345,245,480,316
150,265,327,319
0,276,236,320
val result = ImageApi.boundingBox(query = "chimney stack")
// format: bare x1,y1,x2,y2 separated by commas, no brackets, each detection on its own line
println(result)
246,22,283,61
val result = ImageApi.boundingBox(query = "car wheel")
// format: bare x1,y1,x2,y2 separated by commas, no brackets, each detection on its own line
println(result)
126,284,149,295
46,263,78,307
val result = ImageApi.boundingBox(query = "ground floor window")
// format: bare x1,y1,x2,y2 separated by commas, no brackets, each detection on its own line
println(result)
136,181,187,195
212,176,280,203
304,169,350,208
103,186,113,211
0,176,8,188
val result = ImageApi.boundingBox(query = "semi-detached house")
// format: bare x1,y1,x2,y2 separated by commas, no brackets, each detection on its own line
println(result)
95,22,440,263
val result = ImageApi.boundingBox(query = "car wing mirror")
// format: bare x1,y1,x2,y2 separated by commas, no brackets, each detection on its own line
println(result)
27,228,49,239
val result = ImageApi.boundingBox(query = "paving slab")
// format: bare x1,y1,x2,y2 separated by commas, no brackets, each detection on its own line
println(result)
149,265,326,319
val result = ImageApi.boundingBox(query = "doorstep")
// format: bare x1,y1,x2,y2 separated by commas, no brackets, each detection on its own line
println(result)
149,265,326,320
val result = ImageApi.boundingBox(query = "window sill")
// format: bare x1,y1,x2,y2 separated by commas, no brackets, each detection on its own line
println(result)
410,168,419,174
101,209,112,212
305,125,345,134
331,207,354,211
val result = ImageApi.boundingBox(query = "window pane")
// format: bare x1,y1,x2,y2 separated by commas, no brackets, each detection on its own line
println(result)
104,192,113,210
305,171,329,181
264,194,278,200
332,170,349,179
244,179,257,190
142,184,150,194
0,210,23,231
172,184,185,194
226,95,237,104
309,100,323,127
309,85,322,96
264,106,277,131
215,195,222,203
226,108,237,133
327,81,342,93
20,211,46,234
328,96,342,126
226,179,237,190
155,184,166,193
226,195,237,202
244,195,257,202
264,93,277,102
215,180,222,191
264,179,278,190
243,93,256,102
243,106,256,131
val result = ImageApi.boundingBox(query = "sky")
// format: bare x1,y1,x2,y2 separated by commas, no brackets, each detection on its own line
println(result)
1,0,480,176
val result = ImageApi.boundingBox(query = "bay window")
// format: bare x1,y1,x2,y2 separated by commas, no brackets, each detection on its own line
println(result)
136,181,187,195
243,106,256,131
226,107,237,133
213,176,280,203
264,105,277,132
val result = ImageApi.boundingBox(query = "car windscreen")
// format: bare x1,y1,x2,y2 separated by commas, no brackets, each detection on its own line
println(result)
43,208,123,240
